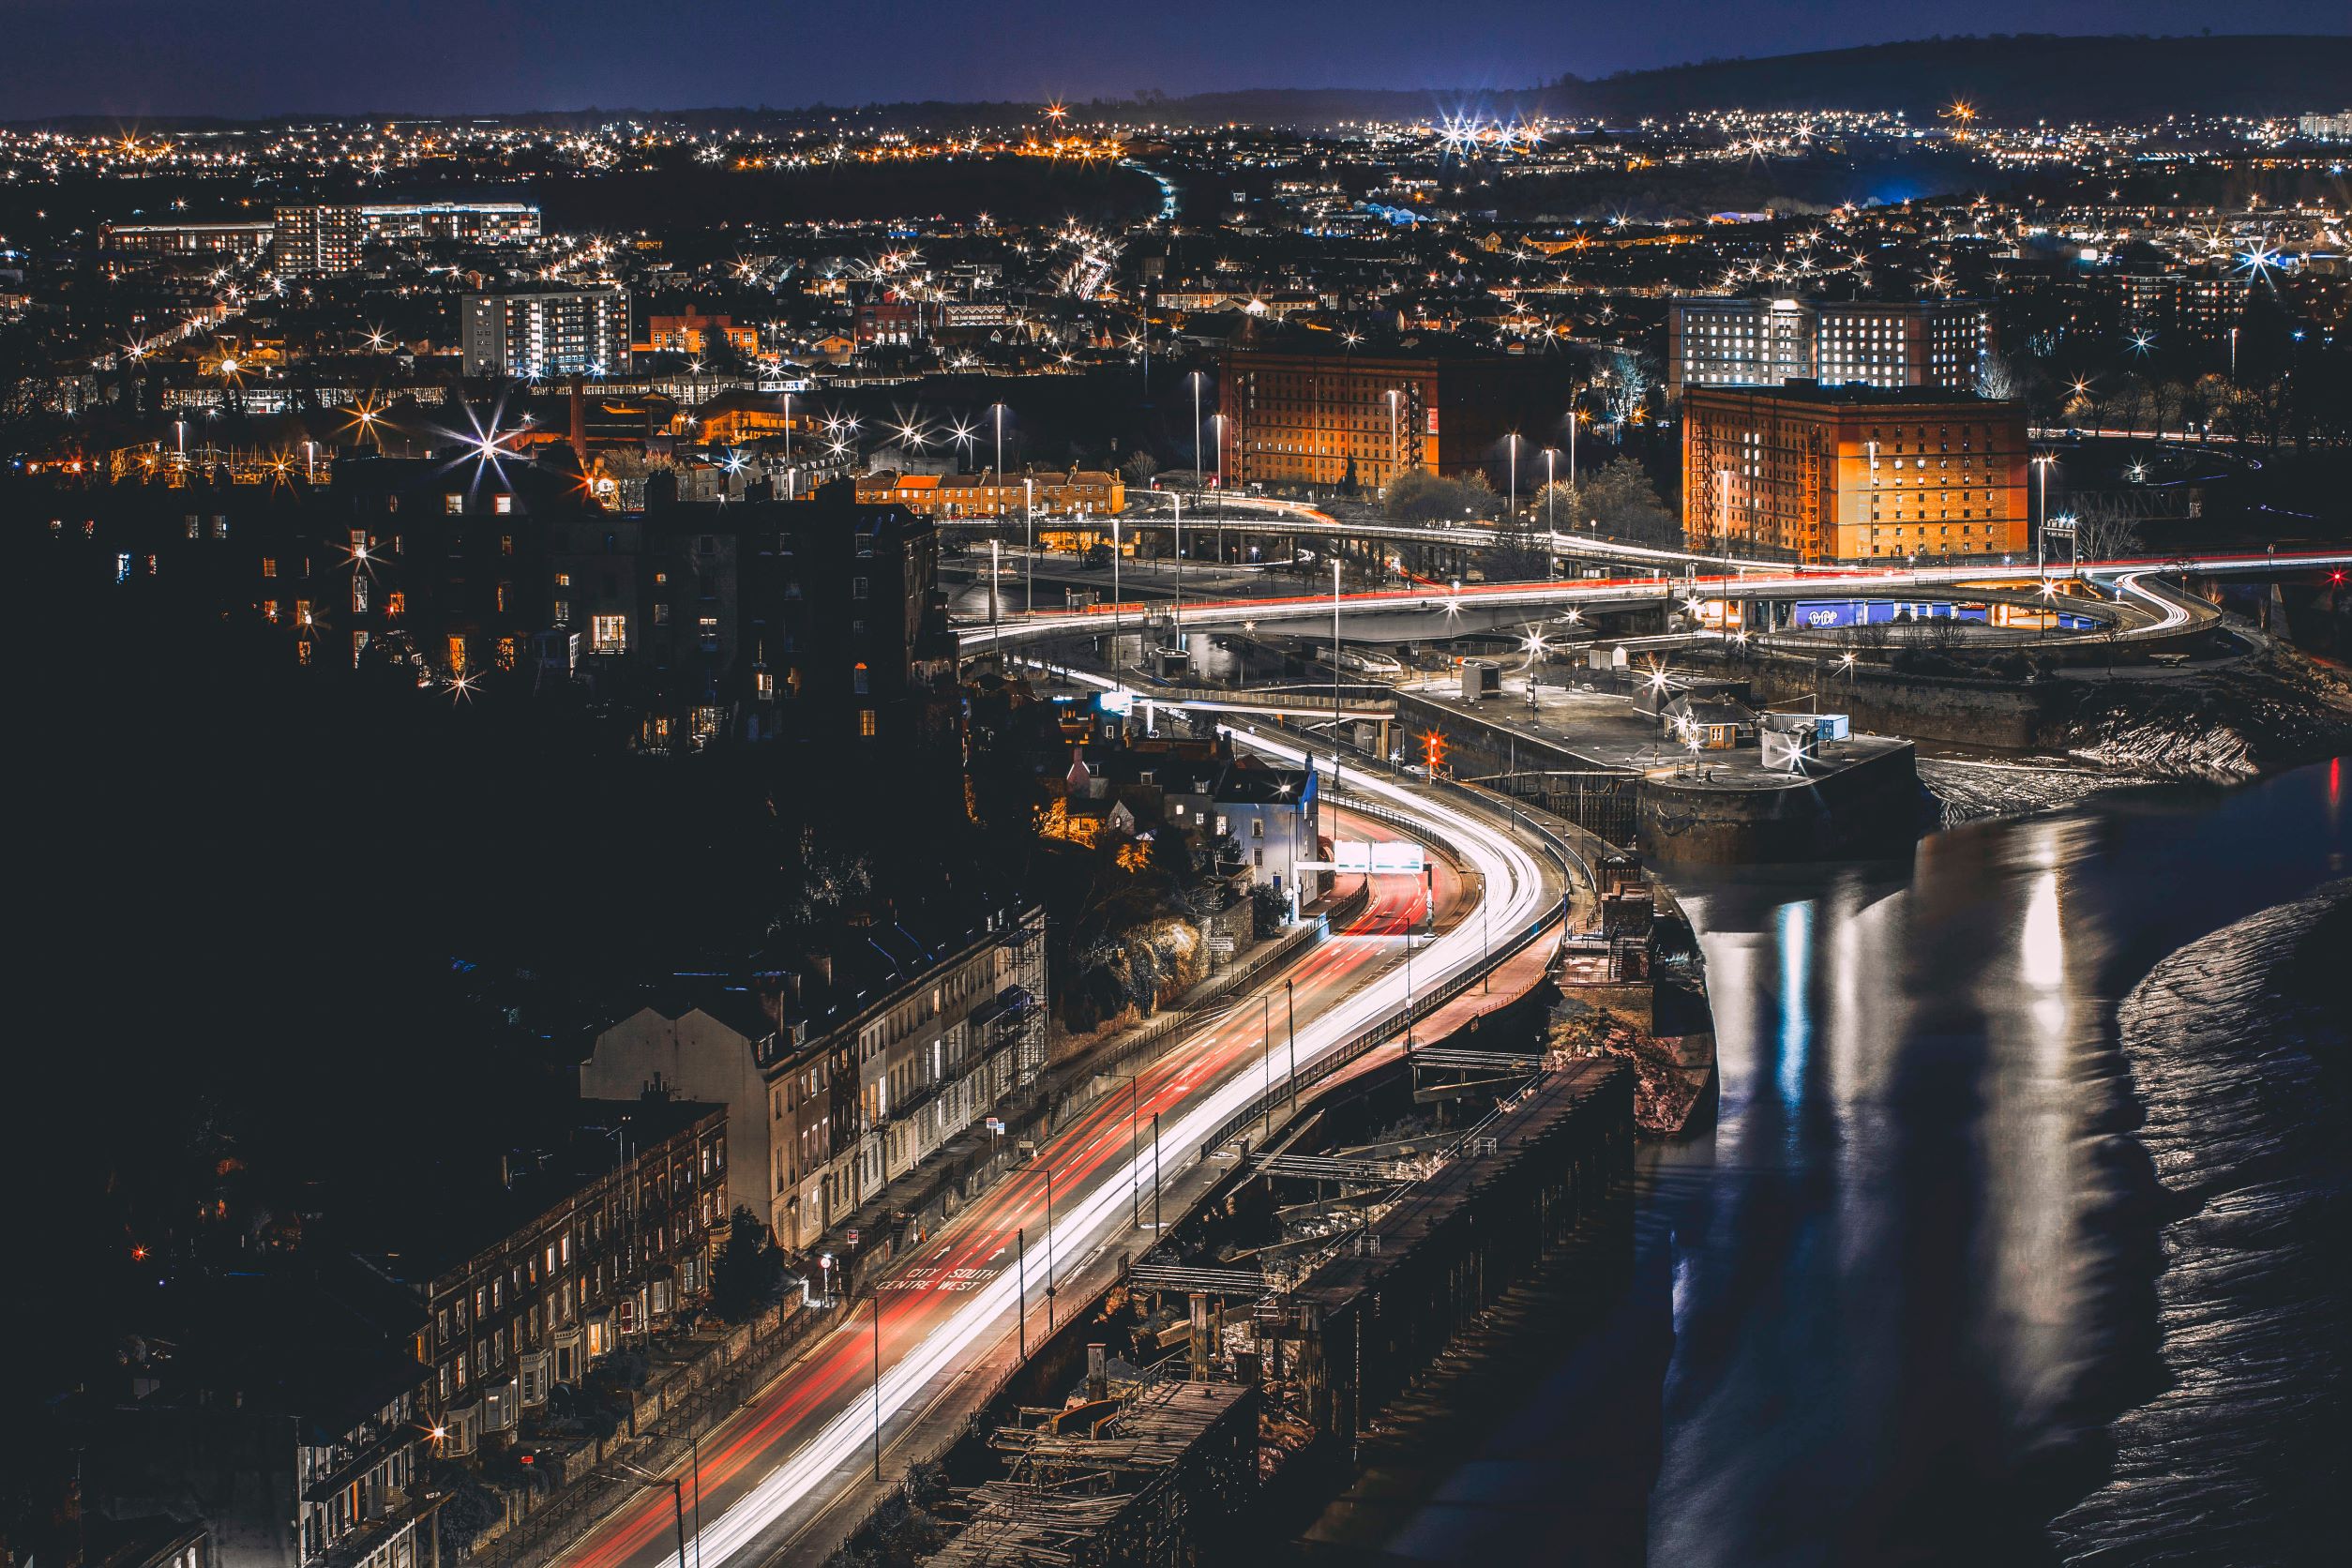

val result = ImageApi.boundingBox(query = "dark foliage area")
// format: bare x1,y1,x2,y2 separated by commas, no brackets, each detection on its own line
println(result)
3,502,994,1415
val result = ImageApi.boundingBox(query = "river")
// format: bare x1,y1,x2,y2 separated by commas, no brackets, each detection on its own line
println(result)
1295,758,2348,1566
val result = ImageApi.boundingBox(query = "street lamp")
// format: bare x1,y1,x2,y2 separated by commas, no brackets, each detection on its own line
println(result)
1331,557,1345,794
2032,453,2058,577
1172,491,1184,667
1190,370,1207,490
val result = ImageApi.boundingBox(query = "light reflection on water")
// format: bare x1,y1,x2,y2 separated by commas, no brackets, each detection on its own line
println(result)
1340,761,2348,1567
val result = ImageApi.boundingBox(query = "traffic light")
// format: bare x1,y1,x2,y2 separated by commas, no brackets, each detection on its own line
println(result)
1422,730,1447,775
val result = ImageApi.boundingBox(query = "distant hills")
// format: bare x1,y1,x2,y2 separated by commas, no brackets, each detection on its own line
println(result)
1543,34,2352,126
845,33,2352,130
8,34,2347,134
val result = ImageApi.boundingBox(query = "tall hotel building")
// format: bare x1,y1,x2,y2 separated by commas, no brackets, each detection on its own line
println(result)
462,288,631,379
1669,297,1994,397
1681,383,2030,565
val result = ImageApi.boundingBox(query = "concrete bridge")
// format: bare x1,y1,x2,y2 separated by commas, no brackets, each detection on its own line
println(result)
956,550,2352,656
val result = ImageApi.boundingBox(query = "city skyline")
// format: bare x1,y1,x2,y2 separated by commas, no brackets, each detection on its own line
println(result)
0,2,2343,118
5,18,2347,1568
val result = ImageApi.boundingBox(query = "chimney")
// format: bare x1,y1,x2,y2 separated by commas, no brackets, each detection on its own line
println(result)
808,951,833,988
568,374,587,463
754,970,803,1029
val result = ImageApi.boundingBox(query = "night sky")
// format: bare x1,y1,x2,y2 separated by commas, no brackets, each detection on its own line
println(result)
0,1,2341,118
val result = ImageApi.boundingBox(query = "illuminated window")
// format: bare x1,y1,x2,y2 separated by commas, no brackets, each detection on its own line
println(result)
852,662,869,695
262,556,278,578
263,599,279,623
446,636,468,674
445,493,463,514
493,493,514,515
352,578,369,611
858,709,878,738
591,613,627,654
554,599,571,625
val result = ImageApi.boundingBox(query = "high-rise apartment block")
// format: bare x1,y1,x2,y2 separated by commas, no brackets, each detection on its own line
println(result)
271,200,540,275
1681,383,2029,565
461,288,631,379
1668,297,1995,398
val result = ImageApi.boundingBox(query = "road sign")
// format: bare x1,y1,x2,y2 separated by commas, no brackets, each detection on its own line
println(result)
846,1229,860,1246
986,1117,1003,1134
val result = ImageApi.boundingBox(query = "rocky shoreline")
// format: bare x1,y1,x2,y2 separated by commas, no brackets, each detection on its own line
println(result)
2049,880,2352,1565
1917,646,2352,824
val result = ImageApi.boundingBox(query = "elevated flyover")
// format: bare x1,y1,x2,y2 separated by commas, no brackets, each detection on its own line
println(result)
957,550,2352,656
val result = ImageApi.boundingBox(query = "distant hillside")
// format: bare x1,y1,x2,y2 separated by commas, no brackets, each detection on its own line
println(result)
1547,34,2352,125
7,34,2344,135
789,34,2349,129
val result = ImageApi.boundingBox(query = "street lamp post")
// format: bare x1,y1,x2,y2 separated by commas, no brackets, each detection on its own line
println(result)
1016,1228,1026,1357
1261,991,1273,1135
1286,978,1297,1108
1506,433,1518,521
1151,1111,1162,1231
1191,371,1206,492
1111,517,1123,677
1172,491,1183,666
1544,448,1557,533
1331,558,1344,794
1044,1159,1056,1330
1023,477,1035,613
2033,453,2057,578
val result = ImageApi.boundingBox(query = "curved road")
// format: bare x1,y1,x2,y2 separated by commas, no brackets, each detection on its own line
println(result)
550,773,1554,1568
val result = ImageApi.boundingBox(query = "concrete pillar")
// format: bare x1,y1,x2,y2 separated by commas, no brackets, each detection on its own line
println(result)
1086,1342,1108,1402
1188,1292,1214,1381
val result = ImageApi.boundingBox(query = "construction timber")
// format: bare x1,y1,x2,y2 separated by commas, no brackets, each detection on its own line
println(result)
929,1379,1258,1568
1281,1054,1632,1443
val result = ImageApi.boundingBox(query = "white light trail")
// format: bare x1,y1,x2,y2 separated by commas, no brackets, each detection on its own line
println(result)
651,709,1551,1568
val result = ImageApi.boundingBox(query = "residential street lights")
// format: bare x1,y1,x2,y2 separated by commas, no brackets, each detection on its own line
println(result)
2033,453,2058,577
611,1459,690,1568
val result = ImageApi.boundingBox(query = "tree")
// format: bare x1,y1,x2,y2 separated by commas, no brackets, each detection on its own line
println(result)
1120,449,1159,486
1383,468,1494,524
1576,459,1679,547
710,1206,786,1321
